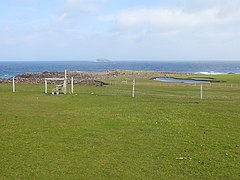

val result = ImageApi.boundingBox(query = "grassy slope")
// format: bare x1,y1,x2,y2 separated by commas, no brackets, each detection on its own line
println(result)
0,75,240,179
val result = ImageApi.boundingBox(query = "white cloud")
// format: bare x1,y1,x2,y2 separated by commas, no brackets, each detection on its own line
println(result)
95,0,240,38
54,0,107,24
107,6,240,33
1,0,240,60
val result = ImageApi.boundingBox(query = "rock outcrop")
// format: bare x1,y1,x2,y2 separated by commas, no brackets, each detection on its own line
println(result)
0,70,189,85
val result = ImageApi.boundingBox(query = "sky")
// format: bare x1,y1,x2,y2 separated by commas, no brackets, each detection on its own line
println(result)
0,0,240,61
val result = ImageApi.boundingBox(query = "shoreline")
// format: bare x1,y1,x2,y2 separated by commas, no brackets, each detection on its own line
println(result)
1,61,239,79
0,70,189,85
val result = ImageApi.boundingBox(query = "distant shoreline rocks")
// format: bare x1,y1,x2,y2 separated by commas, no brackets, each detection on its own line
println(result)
0,70,188,85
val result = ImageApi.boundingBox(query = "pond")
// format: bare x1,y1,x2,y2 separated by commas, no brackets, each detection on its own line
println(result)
154,77,212,83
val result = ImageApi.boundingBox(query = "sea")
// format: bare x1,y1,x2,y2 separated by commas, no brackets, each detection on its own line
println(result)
0,60,240,78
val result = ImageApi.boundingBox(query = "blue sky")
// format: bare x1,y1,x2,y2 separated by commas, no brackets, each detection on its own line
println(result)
0,0,240,61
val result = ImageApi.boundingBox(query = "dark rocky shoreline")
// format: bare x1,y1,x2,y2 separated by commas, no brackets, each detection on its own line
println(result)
0,70,188,86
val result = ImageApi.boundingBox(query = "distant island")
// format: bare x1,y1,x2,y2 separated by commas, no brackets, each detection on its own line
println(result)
96,58,110,62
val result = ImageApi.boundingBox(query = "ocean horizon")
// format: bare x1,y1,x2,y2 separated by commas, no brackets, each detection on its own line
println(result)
0,60,240,78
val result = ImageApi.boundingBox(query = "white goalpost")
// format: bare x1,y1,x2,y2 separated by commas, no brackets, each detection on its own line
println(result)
10,70,73,95
44,70,70,95
44,78,65,94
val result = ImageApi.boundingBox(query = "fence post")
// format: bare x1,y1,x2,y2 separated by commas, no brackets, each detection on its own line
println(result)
63,69,67,94
71,77,74,94
45,79,47,94
132,79,135,98
200,83,203,100
12,77,15,93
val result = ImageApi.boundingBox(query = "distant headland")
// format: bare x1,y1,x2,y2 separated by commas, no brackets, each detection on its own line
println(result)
95,58,110,62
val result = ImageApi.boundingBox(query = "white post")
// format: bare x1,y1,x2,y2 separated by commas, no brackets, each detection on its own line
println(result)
132,79,135,98
200,83,203,100
12,77,15,93
63,69,67,94
45,79,47,94
65,69,67,80
71,77,74,94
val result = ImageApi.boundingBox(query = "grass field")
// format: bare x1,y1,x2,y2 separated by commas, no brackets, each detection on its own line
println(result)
0,74,240,179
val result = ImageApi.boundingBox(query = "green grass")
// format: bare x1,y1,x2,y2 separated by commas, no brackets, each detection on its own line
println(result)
0,75,240,179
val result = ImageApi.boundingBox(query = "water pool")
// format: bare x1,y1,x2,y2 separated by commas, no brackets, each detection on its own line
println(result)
154,77,211,83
